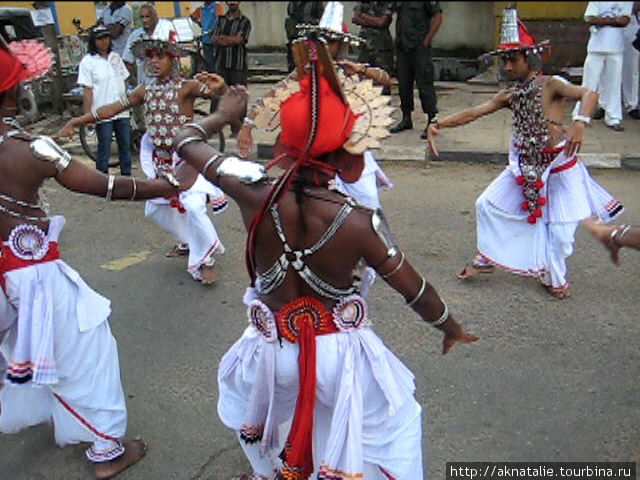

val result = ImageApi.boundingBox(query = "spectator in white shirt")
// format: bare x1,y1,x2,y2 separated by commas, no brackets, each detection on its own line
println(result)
77,25,131,175
574,1,632,131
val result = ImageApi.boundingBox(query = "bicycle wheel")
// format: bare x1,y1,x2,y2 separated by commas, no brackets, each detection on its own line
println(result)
79,124,121,168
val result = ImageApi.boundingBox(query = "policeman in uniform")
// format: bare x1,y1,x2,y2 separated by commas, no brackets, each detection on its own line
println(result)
352,2,395,95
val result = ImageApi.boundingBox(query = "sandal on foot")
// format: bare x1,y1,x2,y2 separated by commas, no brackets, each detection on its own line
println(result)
200,265,219,285
544,284,571,299
94,437,147,479
457,263,495,280
166,244,189,258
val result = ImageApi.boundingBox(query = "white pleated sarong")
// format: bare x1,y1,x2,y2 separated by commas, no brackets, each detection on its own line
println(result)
218,288,423,480
476,141,623,287
0,216,126,457
140,133,227,279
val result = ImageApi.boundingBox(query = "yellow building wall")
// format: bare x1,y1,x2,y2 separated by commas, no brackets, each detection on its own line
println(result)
0,2,184,35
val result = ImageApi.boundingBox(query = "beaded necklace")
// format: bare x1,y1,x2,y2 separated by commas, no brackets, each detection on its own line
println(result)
509,77,561,224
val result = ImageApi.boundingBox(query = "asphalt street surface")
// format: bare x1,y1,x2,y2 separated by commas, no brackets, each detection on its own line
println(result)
0,159,638,480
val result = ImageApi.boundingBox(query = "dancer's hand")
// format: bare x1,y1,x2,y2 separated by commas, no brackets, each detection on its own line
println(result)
439,318,479,355
427,122,440,157
237,125,254,158
582,217,621,265
336,59,363,76
218,86,249,126
53,119,78,140
563,121,586,157
194,72,227,96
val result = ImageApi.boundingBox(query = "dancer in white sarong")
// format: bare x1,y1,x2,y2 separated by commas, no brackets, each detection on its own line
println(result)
0,39,186,479
57,22,228,285
428,6,624,299
175,35,478,480
139,132,226,281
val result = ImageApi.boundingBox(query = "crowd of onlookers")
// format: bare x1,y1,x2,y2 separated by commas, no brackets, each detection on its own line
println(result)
79,1,640,175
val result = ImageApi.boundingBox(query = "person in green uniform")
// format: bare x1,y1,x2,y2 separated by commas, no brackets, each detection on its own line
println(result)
390,1,443,139
352,1,395,95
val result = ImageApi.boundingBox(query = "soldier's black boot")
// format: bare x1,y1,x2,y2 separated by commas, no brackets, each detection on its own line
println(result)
390,115,413,133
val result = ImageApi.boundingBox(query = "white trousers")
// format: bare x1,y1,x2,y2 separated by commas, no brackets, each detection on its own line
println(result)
574,51,624,125
622,40,639,111
0,262,126,459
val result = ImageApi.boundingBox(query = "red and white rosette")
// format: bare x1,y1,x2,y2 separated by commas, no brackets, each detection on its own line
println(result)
247,299,278,342
332,294,370,331
7,224,49,261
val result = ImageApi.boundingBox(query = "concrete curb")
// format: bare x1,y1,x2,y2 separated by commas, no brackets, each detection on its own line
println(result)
253,142,633,170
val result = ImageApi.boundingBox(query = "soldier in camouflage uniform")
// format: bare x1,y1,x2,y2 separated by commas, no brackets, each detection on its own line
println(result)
352,1,395,95
285,2,325,72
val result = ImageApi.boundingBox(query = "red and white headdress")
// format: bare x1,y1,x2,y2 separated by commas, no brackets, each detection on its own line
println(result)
486,6,550,57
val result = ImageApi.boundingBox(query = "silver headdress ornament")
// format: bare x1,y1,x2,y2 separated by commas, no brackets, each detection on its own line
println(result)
296,2,363,46
482,5,550,59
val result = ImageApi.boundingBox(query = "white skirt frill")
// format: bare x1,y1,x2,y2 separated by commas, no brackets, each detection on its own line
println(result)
0,216,126,448
140,133,227,278
218,288,423,480
476,140,624,276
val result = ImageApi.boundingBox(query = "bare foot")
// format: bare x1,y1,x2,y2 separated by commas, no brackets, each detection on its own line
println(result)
457,263,495,280
165,244,189,258
94,438,147,479
200,264,219,285
544,284,571,299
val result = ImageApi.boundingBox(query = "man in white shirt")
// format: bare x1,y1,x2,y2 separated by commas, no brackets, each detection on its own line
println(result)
122,2,164,85
77,25,131,175
574,1,632,131
100,1,133,58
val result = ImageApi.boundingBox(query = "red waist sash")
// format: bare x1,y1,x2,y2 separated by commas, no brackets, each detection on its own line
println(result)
0,242,60,291
276,297,338,480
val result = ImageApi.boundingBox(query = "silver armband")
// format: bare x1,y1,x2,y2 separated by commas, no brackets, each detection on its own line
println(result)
175,136,204,156
429,301,449,326
216,156,267,184
105,174,115,201
118,94,131,108
372,208,398,257
203,153,223,176
183,123,208,139
572,114,590,125
30,136,72,172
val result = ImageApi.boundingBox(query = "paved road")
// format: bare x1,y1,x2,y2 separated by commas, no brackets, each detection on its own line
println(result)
1,160,638,480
